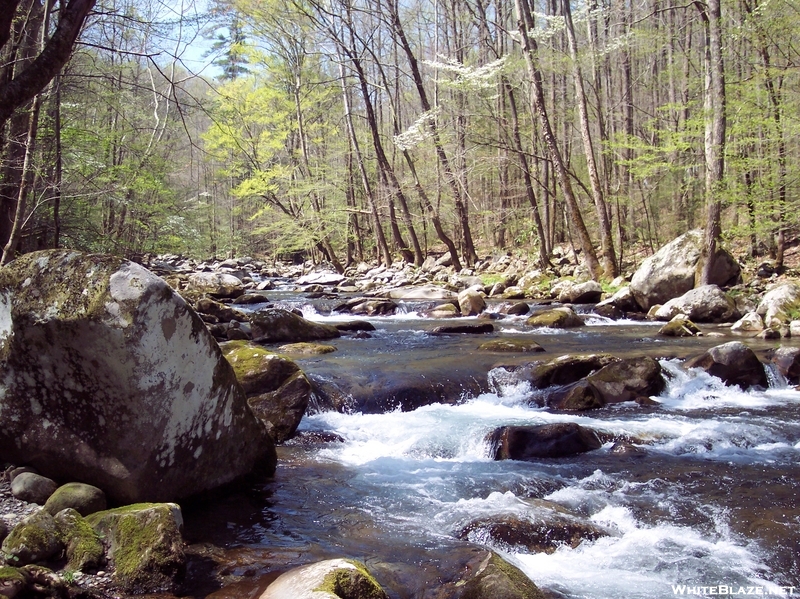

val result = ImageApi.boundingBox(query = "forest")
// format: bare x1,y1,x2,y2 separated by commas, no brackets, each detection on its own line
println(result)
0,0,797,279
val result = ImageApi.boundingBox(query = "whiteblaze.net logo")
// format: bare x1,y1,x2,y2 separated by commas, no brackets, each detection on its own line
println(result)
672,585,796,596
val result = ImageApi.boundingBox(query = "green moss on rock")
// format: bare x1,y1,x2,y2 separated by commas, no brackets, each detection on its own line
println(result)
314,560,389,599
526,307,584,328
1,511,63,566
54,509,104,572
458,552,545,599
221,340,300,395
86,503,185,594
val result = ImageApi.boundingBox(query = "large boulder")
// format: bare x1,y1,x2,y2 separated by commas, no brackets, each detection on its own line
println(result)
488,423,602,460
260,558,389,599
587,357,665,404
458,288,486,316
43,483,107,517
0,250,275,504
684,341,768,389
756,282,800,328
653,285,737,323
250,308,341,343
630,230,740,311
558,280,602,304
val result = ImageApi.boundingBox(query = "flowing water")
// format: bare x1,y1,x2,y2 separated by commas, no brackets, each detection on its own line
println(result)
182,293,800,599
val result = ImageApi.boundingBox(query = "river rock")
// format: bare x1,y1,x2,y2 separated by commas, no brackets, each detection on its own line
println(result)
731,311,765,333
53,508,105,572
250,308,340,343
684,341,768,389
248,371,313,442
526,306,585,328
587,356,665,403
334,320,376,333
756,282,800,328
195,297,248,323
558,280,602,304
488,423,602,460
186,272,244,298
86,503,185,594
0,250,274,505
260,558,389,599
350,299,398,316
458,289,486,316
658,315,701,337
448,551,545,599
505,302,530,316
597,285,642,313
221,340,301,394
629,230,740,311
387,285,457,300
278,342,337,355
546,380,605,411
296,271,345,286
43,483,107,517
653,285,737,323
478,339,545,353
458,504,609,554
771,347,800,384
522,354,619,389
1,511,63,566
10,473,58,505
432,323,494,335
425,302,460,318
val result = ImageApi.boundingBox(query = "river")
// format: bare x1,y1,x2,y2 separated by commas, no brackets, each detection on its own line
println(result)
181,291,800,599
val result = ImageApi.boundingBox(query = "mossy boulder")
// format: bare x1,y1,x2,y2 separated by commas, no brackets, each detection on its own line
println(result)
277,342,337,355
452,551,545,599
526,307,584,328
1,511,63,566
658,315,701,337
221,340,301,395
43,483,107,517
86,503,185,594
53,508,104,572
260,558,389,599
477,339,545,353
250,308,341,343
0,250,275,504
0,565,26,598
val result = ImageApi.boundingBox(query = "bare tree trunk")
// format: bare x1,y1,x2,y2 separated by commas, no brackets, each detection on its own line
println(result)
513,0,603,279
696,0,726,285
562,0,617,277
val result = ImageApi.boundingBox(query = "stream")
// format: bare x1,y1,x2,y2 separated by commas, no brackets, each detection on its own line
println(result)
180,291,800,599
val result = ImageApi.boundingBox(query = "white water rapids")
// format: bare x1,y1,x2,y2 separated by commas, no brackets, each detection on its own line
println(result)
294,360,800,598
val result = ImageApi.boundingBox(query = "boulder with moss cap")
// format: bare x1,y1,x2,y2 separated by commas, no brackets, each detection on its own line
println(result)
53,508,104,572
0,250,274,505
1,511,63,566
451,551,545,599
260,558,389,599
86,503,185,594
43,483,107,517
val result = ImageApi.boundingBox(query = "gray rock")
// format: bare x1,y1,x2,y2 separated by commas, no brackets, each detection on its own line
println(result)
653,285,737,323
756,282,800,328
248,371,312,443
260,558,389,599
772,347,800,384
458,288,486,316
0,250,274,504
186,271,244,298
558,280,602,304
684,341,768,389
630,231,740,311
658,315,701,337
10,473,58,505
526,307,585,328
731,311,765,333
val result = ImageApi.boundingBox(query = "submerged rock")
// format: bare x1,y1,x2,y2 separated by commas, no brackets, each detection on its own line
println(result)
684,341,768,390
432,323,494,335
260,558,389,599
488,423,602,460
0,250,274,504
477,339,545,353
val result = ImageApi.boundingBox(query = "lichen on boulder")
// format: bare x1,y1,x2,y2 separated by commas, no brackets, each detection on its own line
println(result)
0,250,275,504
